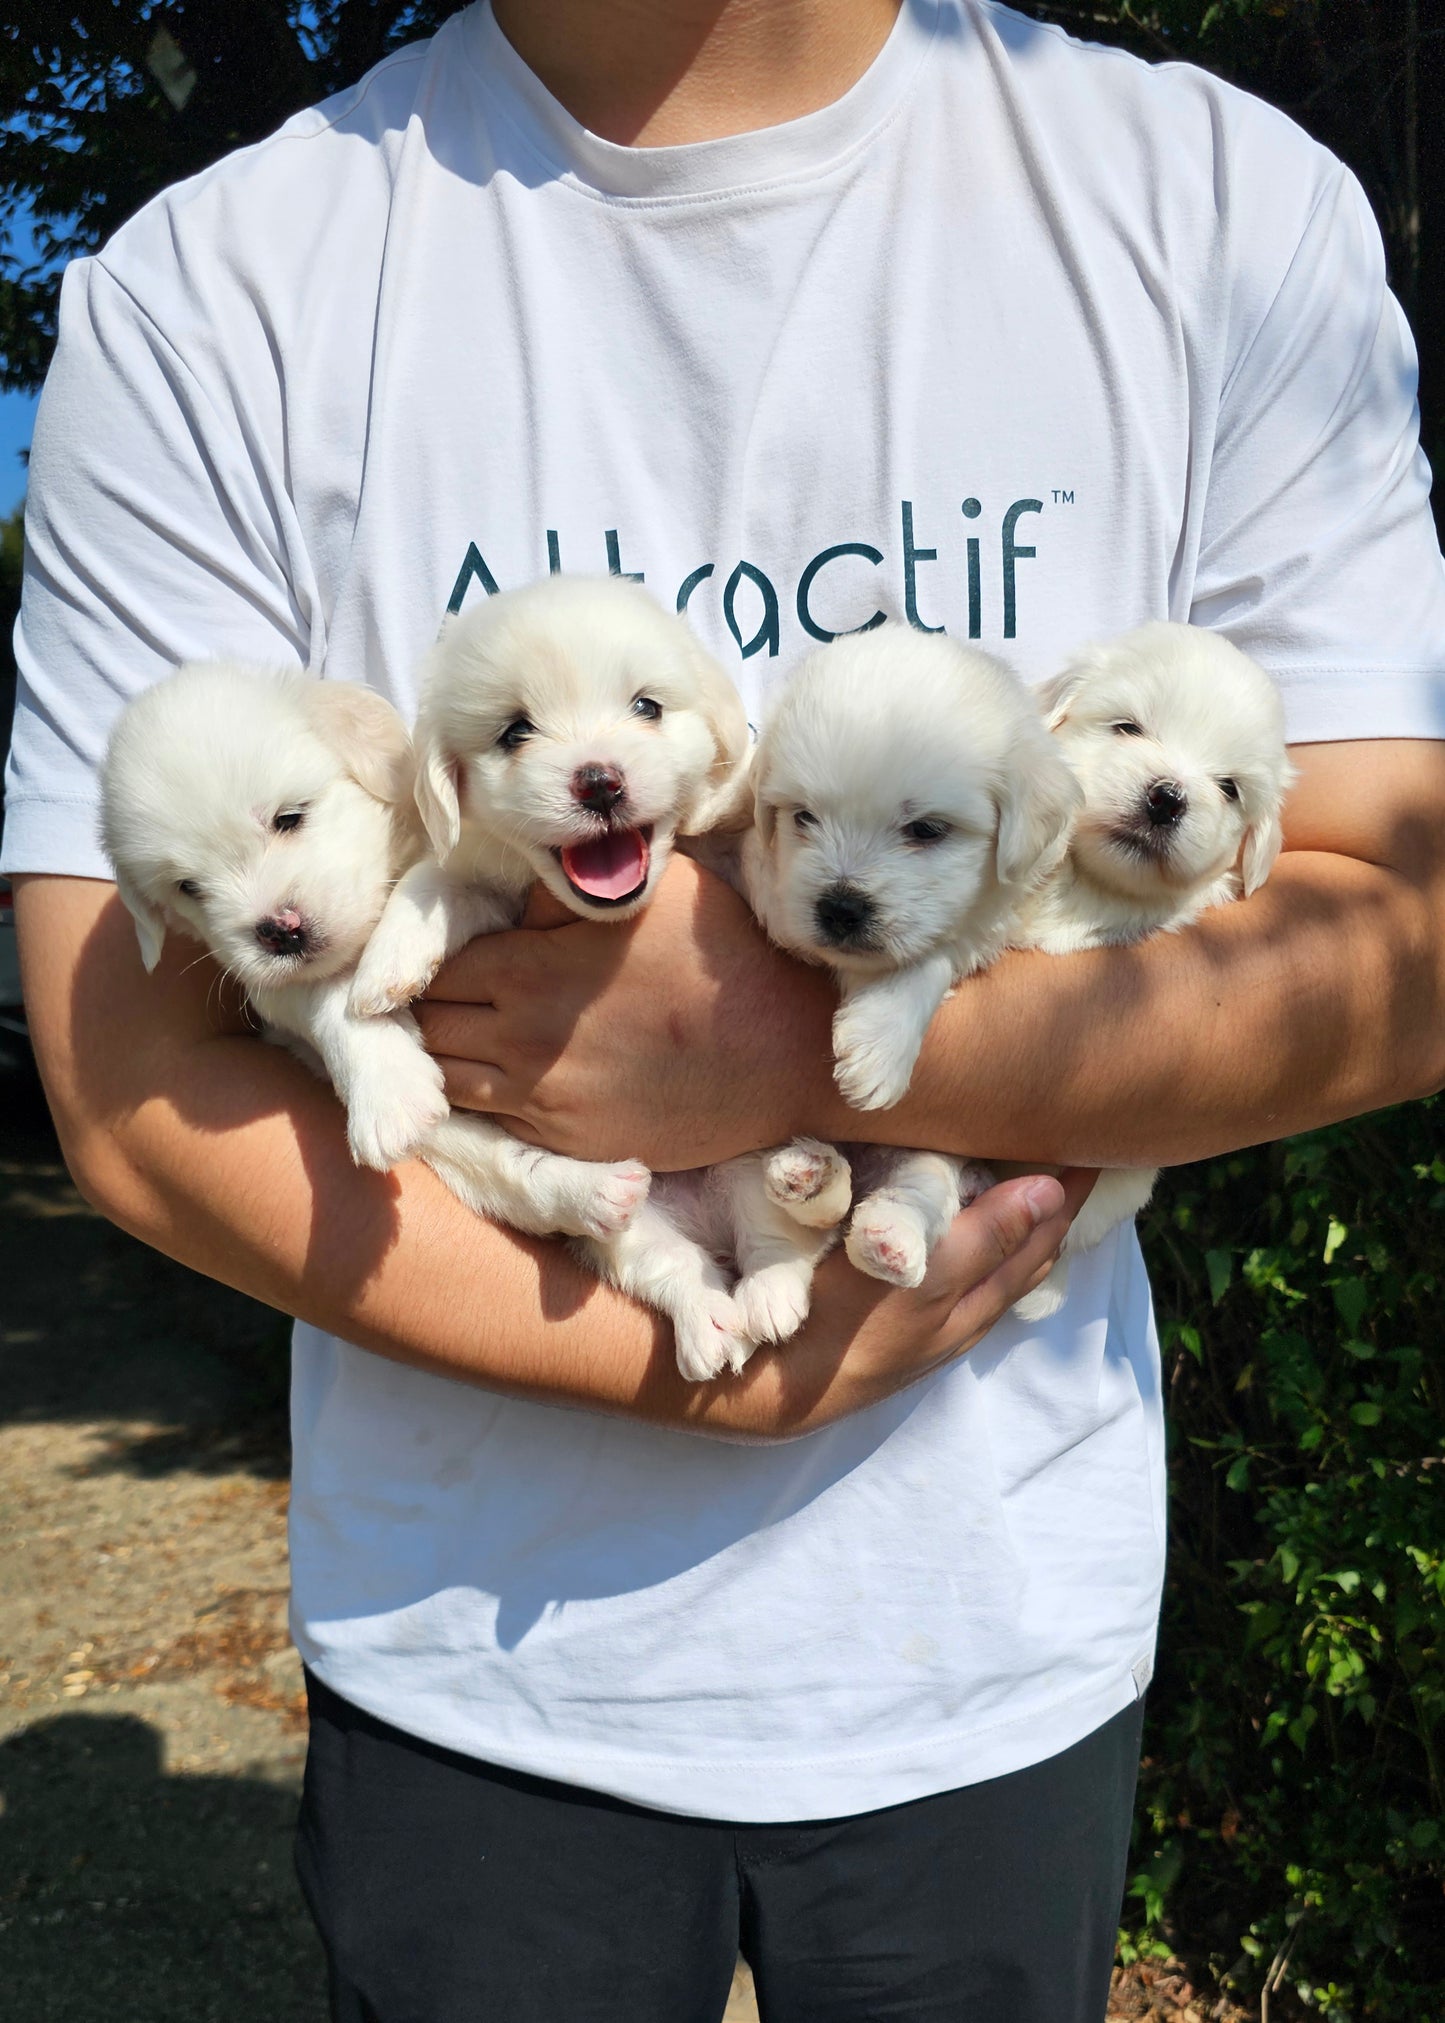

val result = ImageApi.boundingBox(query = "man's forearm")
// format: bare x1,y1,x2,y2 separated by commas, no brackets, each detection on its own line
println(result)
875,847,1442,1170
15,876,1079,1440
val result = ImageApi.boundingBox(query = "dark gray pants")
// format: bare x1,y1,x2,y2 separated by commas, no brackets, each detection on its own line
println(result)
296,1671,1143,2023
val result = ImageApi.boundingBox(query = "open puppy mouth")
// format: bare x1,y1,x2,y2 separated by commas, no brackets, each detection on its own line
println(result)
553,825,654,907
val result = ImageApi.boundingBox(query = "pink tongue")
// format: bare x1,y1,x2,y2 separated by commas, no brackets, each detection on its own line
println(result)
561,828,650,900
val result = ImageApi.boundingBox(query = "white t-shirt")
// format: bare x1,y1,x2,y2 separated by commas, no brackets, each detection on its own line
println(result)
6,0,1444,1820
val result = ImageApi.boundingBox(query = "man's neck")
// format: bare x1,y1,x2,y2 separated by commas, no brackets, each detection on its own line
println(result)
489,0,903,147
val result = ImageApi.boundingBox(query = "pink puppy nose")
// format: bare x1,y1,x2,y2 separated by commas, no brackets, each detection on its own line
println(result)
254,909,311,956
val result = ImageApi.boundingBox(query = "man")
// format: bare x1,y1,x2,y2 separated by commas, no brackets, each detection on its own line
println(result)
7,2,1445,2017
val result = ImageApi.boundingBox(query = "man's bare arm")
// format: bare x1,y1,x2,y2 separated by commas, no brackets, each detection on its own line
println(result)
420,739,1445,1169
13,875,1084,1440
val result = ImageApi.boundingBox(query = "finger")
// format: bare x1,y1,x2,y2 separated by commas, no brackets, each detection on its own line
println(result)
413,996,504,1060
926,1174,1070,1311
425,937,501,1002
1056,1165,1101,1210
430,1052,523,1116
521,883,577,929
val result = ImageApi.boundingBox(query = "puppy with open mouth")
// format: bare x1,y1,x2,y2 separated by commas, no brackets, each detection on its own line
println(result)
1007,620,1295,1318
738,624,1081,1293
351,573,850,1381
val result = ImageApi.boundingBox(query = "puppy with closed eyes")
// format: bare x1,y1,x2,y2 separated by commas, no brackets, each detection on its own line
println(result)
739,624,1081,1291
100,662,452,1172
351,573,844,1381
1007,620,1294,1319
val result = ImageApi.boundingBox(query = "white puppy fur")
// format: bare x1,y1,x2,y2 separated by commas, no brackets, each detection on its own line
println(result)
739,624,1081,1290
1008,621,1295,1320
100,662,452,1171
351,574,836,1381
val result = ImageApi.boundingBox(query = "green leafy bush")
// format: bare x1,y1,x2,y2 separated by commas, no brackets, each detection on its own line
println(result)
1128,1100,1444,2017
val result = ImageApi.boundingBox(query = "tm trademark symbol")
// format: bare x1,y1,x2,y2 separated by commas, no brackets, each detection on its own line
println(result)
1051,488,1075,505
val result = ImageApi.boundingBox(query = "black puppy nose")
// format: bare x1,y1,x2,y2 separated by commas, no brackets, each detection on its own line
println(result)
573,764,625,816
255,909,311,956
815,884,875,945
1145,780,1187,828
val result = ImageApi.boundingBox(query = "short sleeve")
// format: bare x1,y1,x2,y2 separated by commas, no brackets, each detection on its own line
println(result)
1192,160,1445,744
1,255,321,878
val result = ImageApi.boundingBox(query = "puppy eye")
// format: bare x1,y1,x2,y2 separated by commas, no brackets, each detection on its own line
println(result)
793,809,818,832
498,717,535,752
273,809,306,833
1111,721,1146,738
631,696,662,721
177,879,201,898
1218,777,1240,802
902,818,951,845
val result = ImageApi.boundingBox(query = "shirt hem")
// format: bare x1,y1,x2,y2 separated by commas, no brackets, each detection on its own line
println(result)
290,1647,1147,1823
1270,666,1445,744
0,795,111,881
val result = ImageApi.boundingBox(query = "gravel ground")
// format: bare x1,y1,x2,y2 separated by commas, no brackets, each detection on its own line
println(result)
1,1042,1228,2022
0,1051,770,2022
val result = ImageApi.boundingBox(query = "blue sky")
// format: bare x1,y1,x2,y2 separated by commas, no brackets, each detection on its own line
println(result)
0,388,37,519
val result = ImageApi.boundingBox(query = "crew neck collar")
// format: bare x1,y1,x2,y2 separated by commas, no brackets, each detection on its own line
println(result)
466,1,942,201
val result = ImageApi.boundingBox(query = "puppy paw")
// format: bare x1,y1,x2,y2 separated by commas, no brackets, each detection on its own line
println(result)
734,1264,815,1346
673,1292,752,1384
349,960,440,1020
1012,1263,1069,1325
832,1002,916,1112
534,1157,652,1240
763,1138,852,1230
347,1060,449,1171
846,1203,929,1289
578,1159,653,1240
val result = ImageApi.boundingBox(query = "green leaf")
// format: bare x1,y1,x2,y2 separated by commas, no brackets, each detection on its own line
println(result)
1205,1249,1233,1303
1225,1454,1252,1492
1334,1278,1369,1332
1323,1216,1348,1264
1350,1401,1383,1426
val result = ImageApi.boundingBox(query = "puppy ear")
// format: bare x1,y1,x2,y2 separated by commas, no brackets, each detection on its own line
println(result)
114,872,168,974
995,738,1081,887
301,681,414,808
1036,643,1110,732
413,726,464,859
679,643,754,836
1240,806,1284,896
1036,670,1080,733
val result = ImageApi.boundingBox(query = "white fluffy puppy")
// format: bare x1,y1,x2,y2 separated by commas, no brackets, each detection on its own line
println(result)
740,625,1081,1289
1008,620,1295,1318
100,663,450,1170
351,574,823,1381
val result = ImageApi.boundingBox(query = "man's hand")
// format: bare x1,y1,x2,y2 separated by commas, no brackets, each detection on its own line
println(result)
738,1169,1096,1434
415,853,842,1168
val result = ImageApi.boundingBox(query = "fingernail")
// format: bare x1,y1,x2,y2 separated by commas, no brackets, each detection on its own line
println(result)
1022,1176,1065,1223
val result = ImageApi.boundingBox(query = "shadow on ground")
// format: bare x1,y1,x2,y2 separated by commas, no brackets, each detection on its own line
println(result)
0,1712,324,2022
0,1053,292,1477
